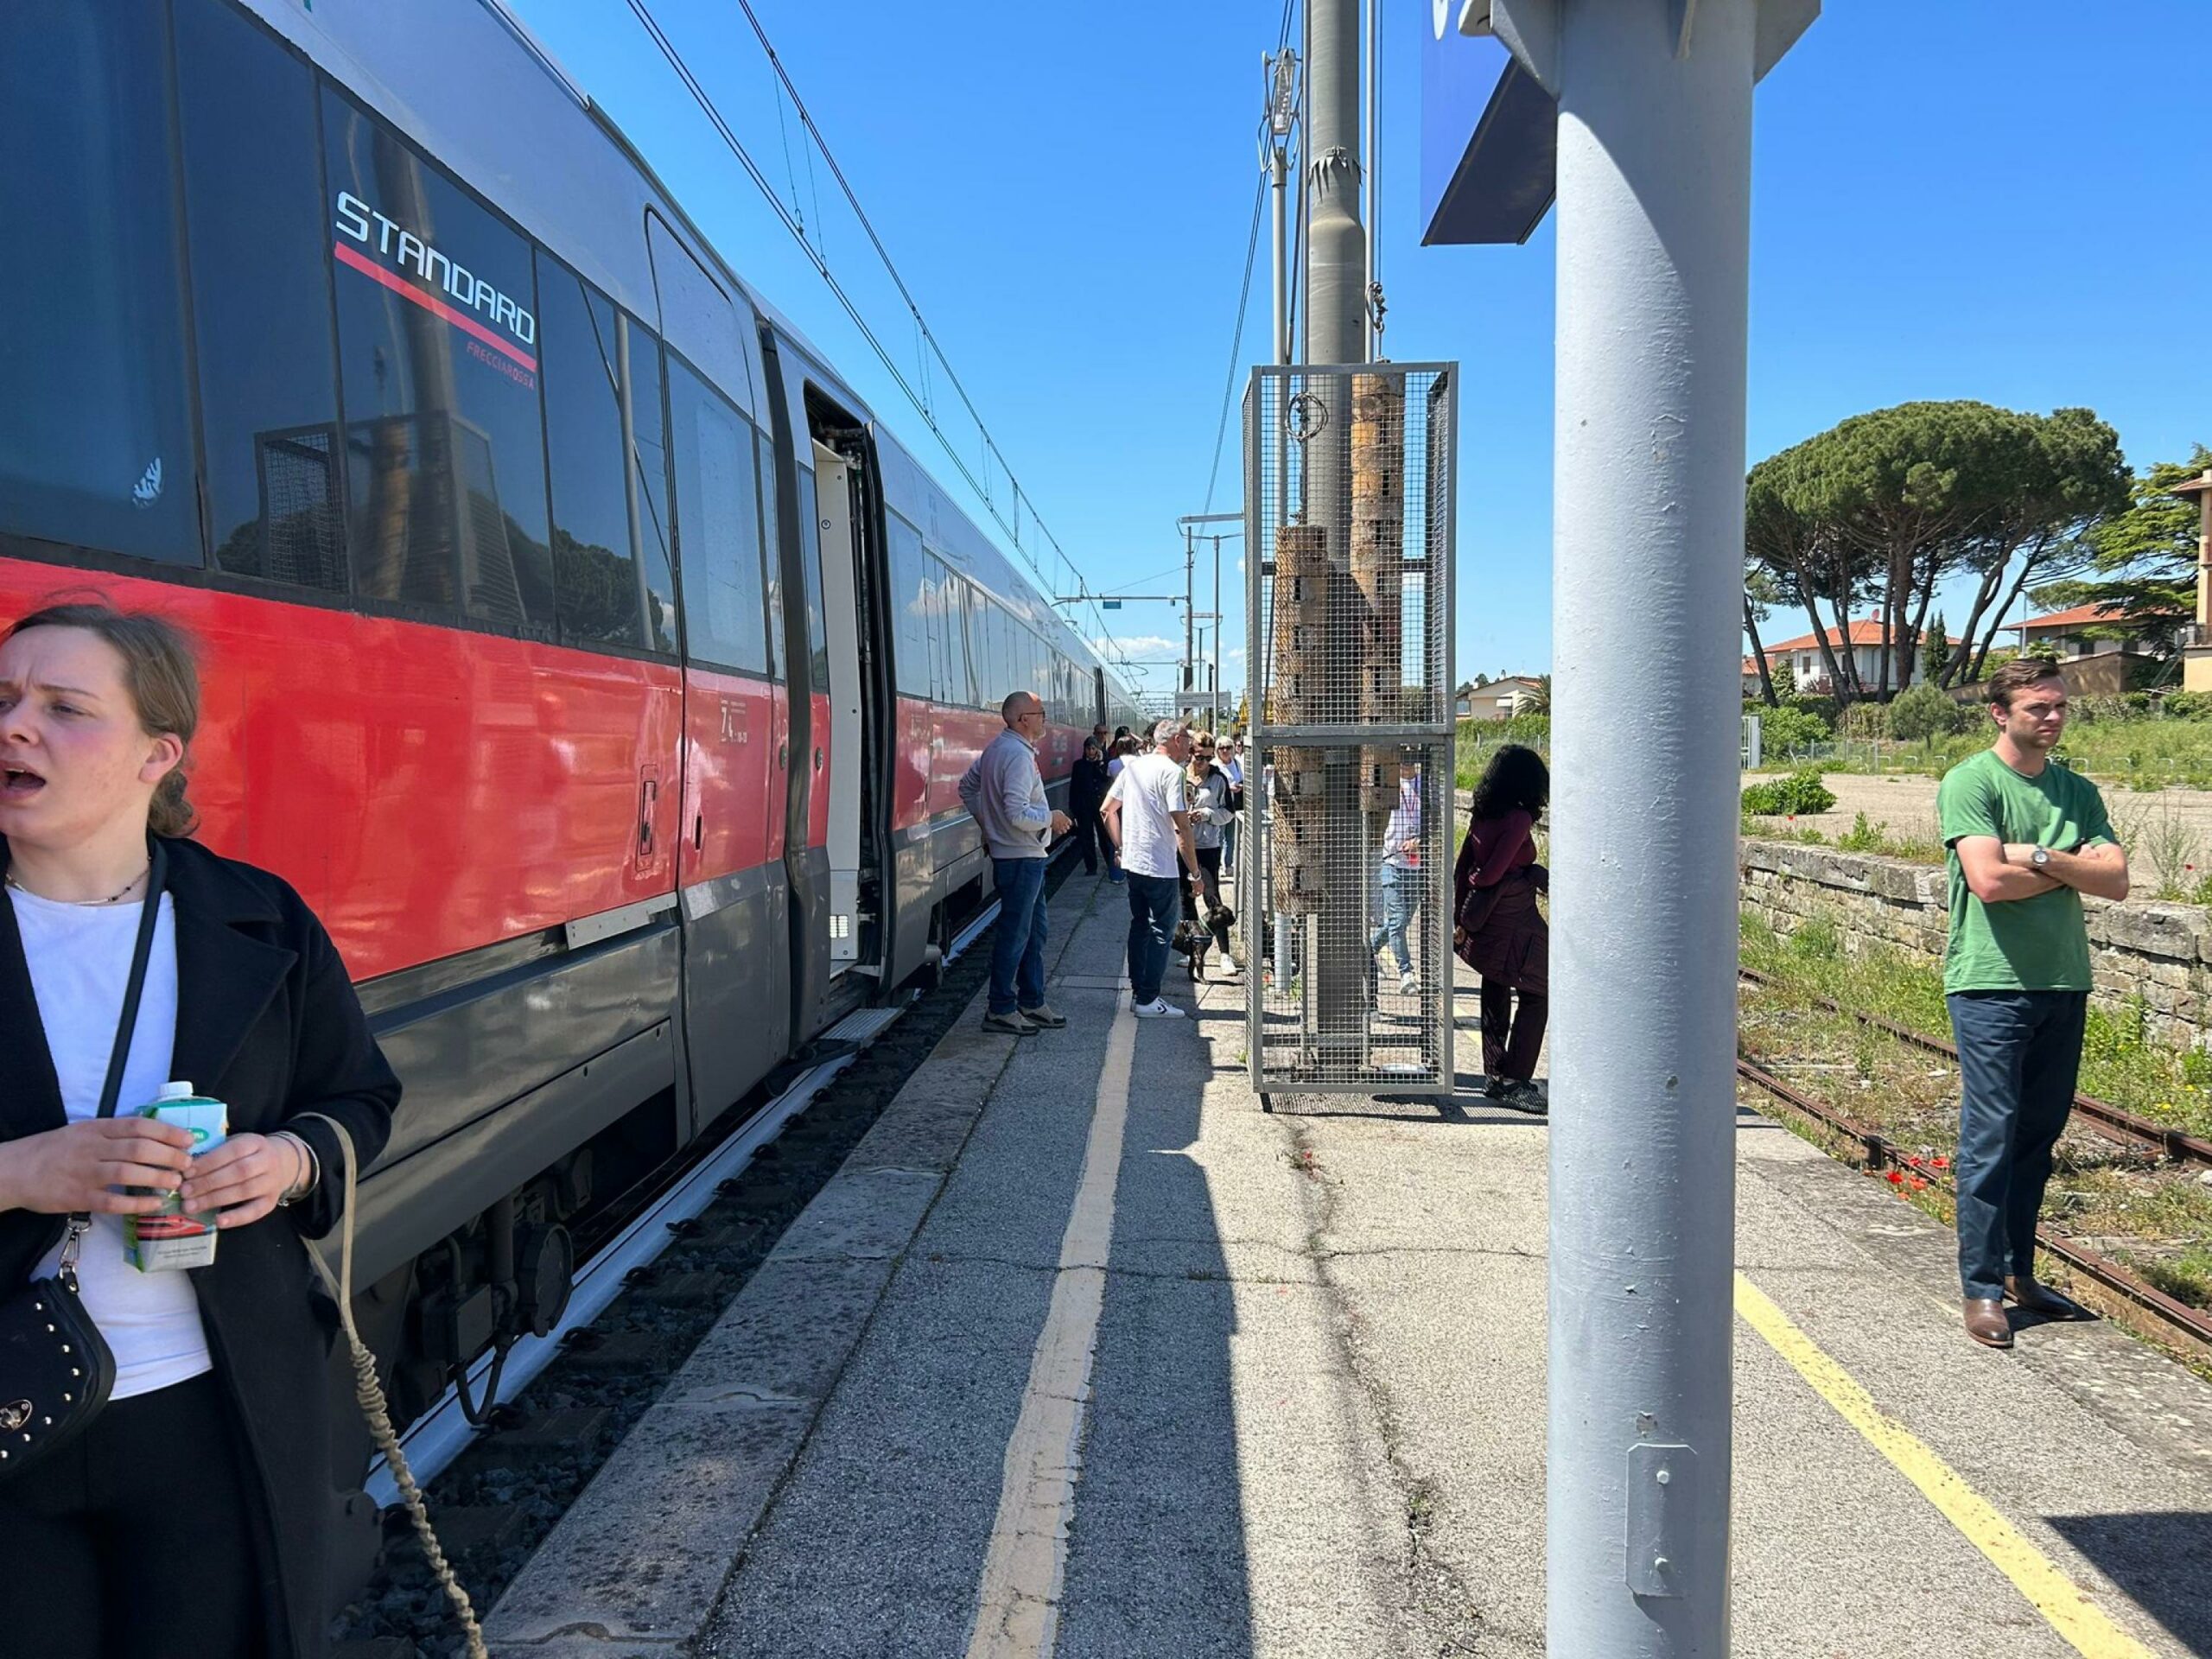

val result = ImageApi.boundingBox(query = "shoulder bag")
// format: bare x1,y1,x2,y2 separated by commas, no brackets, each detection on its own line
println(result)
0,837,168,1484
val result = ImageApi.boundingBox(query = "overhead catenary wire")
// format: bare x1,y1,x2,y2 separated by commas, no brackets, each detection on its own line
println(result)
1198,0,1301,520
622,0,1123,655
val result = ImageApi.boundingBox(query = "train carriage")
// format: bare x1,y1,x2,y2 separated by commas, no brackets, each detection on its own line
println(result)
1,0,1136,1592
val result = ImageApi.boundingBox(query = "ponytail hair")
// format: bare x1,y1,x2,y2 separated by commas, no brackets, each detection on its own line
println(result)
5,600,202,838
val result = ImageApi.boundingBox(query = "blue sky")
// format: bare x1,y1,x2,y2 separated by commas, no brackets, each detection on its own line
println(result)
508,0,2209,701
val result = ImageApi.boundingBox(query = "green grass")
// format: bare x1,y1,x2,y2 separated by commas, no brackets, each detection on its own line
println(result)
1739,912,2212,1141
1455,715,1550,791
1742,810,1945,864
1786,717,2212,791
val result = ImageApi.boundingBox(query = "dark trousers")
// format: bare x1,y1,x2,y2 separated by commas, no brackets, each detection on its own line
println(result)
1179,848,1231,952
1947,989,2087,1301
988,855,1050,1015
0,1372,265,1658
1124,872,1179,1004
1072,810,1108,874
1481,982,1548,1084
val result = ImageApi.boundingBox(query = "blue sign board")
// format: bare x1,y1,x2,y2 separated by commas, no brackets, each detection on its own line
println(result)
1420,4,1557,246
1419,4,1497,233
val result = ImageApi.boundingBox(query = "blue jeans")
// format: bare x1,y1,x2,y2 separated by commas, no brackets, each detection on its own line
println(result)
1947,990,2087,1300
1124,872,1179,1004
1368,862,1419,975
988,856,1050,1015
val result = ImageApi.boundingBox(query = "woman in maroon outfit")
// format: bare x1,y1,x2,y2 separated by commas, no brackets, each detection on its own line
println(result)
1453,744,1550,1110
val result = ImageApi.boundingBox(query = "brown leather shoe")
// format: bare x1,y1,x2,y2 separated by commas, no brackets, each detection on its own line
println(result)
2005,1275,2082,1319
1962,1298,2013,1349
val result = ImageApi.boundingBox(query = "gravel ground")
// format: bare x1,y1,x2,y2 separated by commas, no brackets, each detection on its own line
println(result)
328,868,1063,1659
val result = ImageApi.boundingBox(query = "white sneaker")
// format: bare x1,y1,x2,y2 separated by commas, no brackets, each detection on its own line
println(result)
1131,997,1187,1019
1397,971,1418,997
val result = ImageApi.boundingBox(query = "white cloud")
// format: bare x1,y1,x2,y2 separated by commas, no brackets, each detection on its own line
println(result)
1090,633,1181,658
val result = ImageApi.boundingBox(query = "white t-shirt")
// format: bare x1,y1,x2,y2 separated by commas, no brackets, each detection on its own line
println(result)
1105,753,1189,879
12,887,212,1400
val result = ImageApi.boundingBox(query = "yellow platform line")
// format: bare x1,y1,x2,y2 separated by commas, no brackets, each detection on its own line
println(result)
964,988,1137,1659
1734,1273,2153,1659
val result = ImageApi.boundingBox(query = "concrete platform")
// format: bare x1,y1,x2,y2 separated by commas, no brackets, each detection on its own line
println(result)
486,871,2212,1658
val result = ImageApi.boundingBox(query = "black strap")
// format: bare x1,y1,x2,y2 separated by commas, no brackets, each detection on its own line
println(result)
68,839,170,1230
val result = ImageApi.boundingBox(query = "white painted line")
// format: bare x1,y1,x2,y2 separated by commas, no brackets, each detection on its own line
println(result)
964,986,1137,1659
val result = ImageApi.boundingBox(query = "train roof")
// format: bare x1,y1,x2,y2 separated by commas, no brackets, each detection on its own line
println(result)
243,0,1133,702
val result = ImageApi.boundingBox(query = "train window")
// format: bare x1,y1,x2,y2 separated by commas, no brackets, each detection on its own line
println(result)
668,358,768,674
0,0,200,567
176,0,345,594
322,86,553,632
795,468,830,694
757,430,786,681
931,561,966,706
886,516,930,698
626,326,677,653
538,258,643,649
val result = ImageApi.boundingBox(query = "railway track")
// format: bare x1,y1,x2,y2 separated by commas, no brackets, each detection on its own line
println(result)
337,864,1058,1656
1733,1049,2212,1353
1738,964,2212,1169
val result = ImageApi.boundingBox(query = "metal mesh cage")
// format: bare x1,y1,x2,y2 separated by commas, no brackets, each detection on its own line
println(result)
1243,363,1457,1094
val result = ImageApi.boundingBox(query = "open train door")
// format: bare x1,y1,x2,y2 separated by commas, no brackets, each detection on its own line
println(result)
813,437,865,971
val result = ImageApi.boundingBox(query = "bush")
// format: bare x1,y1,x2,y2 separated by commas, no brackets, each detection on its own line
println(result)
1836,811,1884,852
1741,766,1836,816
1888,682,1972,743
2164,691,2212,721
1835,702,1890,741
1755,703,1830,757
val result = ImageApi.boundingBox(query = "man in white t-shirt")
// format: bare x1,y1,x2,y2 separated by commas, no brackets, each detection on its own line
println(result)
1101,719,1201,1017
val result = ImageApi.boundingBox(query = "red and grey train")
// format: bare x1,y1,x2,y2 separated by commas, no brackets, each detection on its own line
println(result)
3,0,1140,1577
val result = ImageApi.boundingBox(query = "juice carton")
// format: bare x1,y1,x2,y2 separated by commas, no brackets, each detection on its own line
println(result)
124,1082,227,1272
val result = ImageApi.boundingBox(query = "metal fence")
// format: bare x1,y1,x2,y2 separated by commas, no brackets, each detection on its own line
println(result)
1243,362,1458,1093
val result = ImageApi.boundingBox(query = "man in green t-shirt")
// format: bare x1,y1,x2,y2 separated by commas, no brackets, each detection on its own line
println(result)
1936,658,2129,1349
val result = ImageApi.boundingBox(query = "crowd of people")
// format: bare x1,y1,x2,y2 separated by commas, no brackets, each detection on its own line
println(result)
0,619,2133,1655
977,656,2127,1356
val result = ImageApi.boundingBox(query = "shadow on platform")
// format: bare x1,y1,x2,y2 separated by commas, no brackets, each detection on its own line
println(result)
2045,1510,2212,1654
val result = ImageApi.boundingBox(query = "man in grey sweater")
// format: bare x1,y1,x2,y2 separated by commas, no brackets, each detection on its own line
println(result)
960,692,1074,1034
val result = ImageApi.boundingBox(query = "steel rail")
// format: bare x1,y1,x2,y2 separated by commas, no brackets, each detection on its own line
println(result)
1738,965,2212,1168
1735,1051,2212,1352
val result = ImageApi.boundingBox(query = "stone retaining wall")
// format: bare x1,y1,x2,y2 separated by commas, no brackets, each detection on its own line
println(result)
1740,838,2211,1049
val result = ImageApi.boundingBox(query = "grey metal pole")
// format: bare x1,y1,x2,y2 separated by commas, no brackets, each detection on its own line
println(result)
1212,535,1223,733
1535,0,1760,1650
1304,0,1367,1058
1363,0,1378,362
1304,0,1363,366
1184,524,1196,711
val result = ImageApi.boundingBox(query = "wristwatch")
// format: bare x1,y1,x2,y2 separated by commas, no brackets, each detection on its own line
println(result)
2029,847,2050,868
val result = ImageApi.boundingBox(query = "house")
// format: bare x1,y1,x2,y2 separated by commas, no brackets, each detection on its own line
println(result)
1459,675,1544,721
2011,601,2182,662
1752,618,1954,696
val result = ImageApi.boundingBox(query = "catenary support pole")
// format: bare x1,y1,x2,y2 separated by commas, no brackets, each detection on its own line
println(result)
1303,0,1367,1056
1501,0,1768,1650
1184,524,1197,710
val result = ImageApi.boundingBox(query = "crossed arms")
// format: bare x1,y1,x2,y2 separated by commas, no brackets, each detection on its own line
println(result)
1954,836,2130,905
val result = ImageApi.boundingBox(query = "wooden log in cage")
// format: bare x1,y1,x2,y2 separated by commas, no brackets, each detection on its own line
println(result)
1266,746,1327,916
1351,372,1407,820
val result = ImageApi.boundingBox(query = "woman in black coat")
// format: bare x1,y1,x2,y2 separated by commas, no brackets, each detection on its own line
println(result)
1453,743,1550,1112
0,601,398,1659
1069,736,1113,877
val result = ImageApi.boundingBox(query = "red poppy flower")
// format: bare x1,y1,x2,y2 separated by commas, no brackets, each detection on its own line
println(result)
1885,1169,1904,1185
1909,1177,1928,1191
1932,1156,1949,1170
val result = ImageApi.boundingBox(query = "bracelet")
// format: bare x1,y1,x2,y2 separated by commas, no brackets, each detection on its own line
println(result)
272,1131,320,1206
